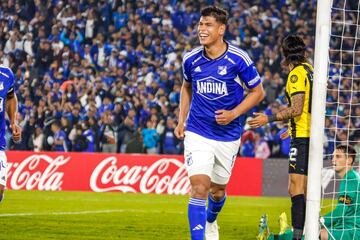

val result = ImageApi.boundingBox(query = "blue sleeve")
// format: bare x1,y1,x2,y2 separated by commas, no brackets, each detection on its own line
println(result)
5,68,15,94
238,64,261,89
182,58,192,83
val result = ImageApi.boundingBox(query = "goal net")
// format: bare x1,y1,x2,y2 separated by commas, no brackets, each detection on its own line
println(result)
306,0,360,239
320,0,360,239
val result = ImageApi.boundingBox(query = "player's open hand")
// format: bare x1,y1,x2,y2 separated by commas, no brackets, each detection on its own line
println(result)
215,109,236,125
10,123,22,143
174,122,186,140
248,112,268,128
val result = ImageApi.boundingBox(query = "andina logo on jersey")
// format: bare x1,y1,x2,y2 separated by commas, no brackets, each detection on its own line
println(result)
196,76,228,100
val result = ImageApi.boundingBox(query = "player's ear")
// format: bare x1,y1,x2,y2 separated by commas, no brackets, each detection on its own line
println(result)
218,24,226,35
347,155,354,166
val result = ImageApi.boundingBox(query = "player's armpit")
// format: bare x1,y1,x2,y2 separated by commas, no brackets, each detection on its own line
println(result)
275,93,305,121
6,87,15,99
183,81,191,88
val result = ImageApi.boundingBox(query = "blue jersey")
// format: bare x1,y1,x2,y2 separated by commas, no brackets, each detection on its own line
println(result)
53,130,68,152
0,66,15,150
83,129,95,152
182,44,261,141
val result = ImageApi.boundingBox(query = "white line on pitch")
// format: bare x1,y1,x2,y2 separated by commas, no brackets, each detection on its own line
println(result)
0,209,184,217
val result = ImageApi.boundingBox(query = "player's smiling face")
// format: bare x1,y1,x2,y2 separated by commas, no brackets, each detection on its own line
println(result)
197,16,225,46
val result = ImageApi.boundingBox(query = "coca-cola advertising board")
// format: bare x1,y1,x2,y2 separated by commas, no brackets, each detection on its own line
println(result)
6,151,262,196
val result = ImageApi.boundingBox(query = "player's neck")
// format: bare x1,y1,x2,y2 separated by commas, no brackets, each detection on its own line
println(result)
204,39,227,59
338,167,352,179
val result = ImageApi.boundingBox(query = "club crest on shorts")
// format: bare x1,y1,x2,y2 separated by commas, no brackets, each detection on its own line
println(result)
0,82,4,91
186,153,193,166
217,66,227,75
0,160,5,170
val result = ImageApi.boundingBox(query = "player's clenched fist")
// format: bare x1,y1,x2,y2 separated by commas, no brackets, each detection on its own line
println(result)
174,122,186,139
10,123,22,143
215,109,236,125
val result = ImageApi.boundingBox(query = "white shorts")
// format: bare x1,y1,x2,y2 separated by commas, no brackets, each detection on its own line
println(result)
184,131,240,185
0,151,7,187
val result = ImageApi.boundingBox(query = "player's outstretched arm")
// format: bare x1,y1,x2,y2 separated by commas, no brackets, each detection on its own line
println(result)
6,92,21,143
249,93,305,128
215,84,265,125
174,81,192,139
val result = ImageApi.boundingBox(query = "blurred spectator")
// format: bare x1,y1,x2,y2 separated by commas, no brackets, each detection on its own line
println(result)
142,120,159,154
161,117,180,154
126,131,146,154
240,130,255,157
118,116,135,153
82,121,95,152
254,131,271,159
72,124,88,152
51,121,68,152
99,110,117,153
354,135,360,163
274,126,291,158
29,125,44,152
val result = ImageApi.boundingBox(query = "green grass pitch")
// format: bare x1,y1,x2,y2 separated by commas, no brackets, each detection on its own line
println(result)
0,190,293,240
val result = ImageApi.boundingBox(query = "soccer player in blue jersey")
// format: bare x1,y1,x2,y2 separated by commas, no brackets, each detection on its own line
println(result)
0,66,21,204
174,6,265,240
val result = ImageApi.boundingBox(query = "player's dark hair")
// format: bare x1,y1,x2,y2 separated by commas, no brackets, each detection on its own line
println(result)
281,34,307,66
336,144,357,165
201,6,228,25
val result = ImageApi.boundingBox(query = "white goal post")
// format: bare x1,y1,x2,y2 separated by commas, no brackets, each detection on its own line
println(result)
305,0,332,239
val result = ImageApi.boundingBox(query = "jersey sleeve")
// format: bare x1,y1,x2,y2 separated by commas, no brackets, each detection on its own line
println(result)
238,64,261,89
182,57,192,83
287,69,306,96
6,67,15,95
235,50,260,89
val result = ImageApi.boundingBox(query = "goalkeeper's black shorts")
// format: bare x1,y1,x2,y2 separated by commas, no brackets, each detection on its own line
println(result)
288,138,310,175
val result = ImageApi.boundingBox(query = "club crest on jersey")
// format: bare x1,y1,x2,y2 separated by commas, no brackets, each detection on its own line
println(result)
0,82,4,90
196,76,228,100
217,66,227,75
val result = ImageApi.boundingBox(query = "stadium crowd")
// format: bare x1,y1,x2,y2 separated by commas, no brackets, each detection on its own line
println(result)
0,0,359,158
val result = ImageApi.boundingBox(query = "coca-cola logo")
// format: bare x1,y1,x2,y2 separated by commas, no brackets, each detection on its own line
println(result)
7,155,69,191
90,157,191,195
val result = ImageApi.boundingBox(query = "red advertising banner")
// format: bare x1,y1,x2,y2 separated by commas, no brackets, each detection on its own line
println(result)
6,151,262,196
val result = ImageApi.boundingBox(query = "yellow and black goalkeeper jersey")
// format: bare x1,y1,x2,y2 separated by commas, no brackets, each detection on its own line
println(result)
285,62,313,138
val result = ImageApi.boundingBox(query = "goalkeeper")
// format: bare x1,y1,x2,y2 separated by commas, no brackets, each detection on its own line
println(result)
258,144,359,240
320,144,360,240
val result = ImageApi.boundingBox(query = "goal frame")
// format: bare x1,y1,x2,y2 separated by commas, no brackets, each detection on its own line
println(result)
305,0,332,239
